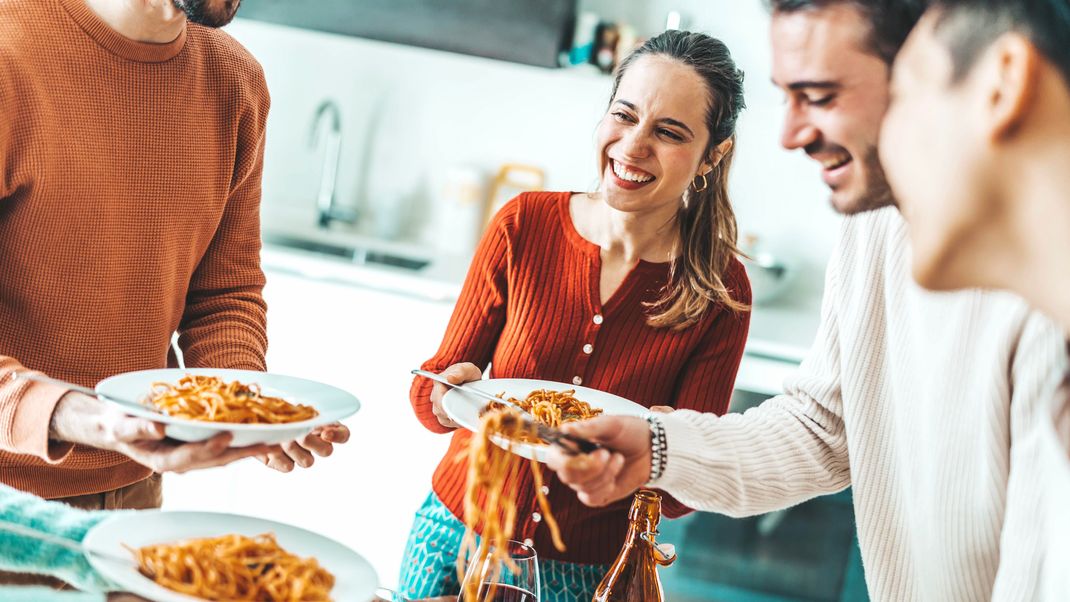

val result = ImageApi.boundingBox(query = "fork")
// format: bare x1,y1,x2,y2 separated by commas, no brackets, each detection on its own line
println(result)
0,518,134,567
411,369,602,455
13,372,166,417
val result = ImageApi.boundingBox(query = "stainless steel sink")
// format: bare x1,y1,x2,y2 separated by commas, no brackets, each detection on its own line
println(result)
263,232,431,271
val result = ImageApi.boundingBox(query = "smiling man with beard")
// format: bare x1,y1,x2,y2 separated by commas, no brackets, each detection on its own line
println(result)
0,0,349,587
173,0,241,28
547,1,1068,599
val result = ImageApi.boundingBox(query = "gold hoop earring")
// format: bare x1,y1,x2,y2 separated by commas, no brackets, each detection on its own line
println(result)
691,173,708,193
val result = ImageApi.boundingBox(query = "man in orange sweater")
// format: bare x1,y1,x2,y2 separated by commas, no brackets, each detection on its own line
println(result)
0,0,348,526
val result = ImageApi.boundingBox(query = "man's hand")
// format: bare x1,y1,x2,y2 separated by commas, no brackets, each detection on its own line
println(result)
545,415,653,507
259,422,351,472
427,363,482,429
50,392,275,473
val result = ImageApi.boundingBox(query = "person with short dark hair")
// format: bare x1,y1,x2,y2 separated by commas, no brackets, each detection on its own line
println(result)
880,0,1070,598
547,2,1067,599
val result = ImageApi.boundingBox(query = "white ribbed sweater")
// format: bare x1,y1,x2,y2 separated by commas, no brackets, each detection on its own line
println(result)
1041,380,1070,600
655,208,1066,601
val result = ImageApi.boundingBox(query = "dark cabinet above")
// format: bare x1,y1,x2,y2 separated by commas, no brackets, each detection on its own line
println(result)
237,0,578,68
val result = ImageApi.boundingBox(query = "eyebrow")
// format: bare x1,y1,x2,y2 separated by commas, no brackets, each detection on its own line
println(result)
615,100,695,137
775,79,841,91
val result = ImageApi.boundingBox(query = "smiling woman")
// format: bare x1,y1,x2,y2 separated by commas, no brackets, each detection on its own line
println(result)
404,30,752,602
591,33,750,329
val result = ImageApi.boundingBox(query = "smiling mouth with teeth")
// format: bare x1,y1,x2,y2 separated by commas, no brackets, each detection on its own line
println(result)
611,159,655,184
819,153,852,171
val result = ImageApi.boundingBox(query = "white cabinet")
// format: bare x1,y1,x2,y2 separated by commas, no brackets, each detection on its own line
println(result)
163,267,456,589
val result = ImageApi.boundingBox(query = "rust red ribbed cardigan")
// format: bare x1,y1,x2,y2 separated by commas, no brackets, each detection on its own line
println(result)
410,191,751,564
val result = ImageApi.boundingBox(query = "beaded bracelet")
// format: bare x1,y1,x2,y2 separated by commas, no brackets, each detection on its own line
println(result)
647,414,668,482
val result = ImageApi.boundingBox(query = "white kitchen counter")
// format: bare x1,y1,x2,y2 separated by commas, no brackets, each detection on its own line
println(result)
260,241,816,397
736,289,821,397
259,216,467,302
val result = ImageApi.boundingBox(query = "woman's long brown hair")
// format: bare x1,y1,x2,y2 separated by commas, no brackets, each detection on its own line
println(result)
608,31,750,329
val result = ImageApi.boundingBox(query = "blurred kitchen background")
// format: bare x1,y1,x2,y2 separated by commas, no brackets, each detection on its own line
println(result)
163,1,864,600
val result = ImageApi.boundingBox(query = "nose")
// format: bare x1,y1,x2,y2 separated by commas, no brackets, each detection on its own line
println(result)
780,103,819,151
618,126,652,159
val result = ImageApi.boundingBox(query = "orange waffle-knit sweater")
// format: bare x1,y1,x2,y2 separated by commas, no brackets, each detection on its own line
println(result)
0,0,270,498
410,191,751,564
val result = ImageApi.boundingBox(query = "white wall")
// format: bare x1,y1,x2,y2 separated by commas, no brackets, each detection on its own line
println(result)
225,0,841,298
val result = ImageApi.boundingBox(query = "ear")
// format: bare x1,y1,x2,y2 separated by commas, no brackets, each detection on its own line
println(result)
700,137,735,175
984,33,1039,142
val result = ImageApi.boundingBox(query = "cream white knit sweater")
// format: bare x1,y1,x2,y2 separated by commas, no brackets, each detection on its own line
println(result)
654,207,1066,601
1041,379,1070,600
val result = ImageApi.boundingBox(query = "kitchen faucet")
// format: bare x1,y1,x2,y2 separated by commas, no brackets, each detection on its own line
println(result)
309,99,356,228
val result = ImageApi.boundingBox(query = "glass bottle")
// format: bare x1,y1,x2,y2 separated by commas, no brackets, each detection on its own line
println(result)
593,489,677,602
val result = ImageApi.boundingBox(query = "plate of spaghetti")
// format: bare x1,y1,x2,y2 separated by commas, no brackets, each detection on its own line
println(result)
95,368,360,446
83,510,377,602
442,378,649,462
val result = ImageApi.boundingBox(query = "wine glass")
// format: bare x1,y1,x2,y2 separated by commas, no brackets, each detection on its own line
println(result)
458,539,541,602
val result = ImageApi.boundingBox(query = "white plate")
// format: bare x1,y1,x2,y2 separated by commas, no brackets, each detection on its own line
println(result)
96,368,360,447
84,510,377,602
441,377,649,462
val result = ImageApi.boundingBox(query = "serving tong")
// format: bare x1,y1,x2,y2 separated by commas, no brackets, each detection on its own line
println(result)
411,369,602,455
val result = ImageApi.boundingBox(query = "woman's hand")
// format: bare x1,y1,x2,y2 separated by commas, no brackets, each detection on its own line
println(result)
428,363,482,429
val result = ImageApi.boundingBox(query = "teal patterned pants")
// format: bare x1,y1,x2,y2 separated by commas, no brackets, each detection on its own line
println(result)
398,492,608,601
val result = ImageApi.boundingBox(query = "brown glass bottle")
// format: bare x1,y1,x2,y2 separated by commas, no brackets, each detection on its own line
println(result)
592,489,677,602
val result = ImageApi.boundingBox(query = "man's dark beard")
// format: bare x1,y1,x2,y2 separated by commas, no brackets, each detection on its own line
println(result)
806,140,897,215
848,146,897,215
172,0,240,28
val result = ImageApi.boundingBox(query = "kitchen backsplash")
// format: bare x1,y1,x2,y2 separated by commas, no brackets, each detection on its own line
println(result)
225,0,841,306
